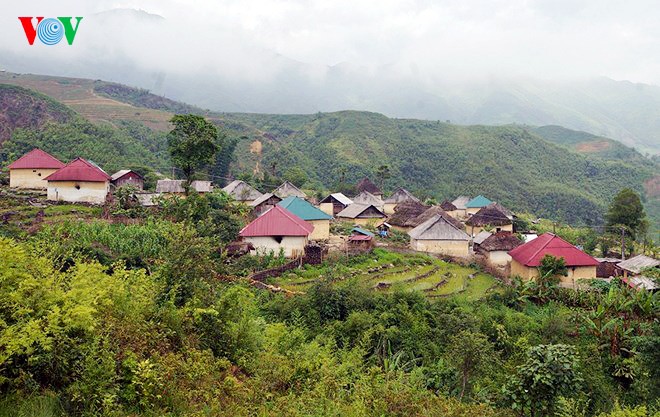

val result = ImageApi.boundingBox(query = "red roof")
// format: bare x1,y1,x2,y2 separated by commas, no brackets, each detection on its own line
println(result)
43,158,111,182
7,148,65,170
239,205,314,237
508,233,598,267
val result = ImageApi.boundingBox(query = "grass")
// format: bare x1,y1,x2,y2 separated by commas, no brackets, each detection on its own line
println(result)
0,394,63,417
270,250,500,300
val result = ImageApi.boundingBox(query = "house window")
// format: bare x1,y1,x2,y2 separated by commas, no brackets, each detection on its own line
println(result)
274,236,283,244
74,184,81,190
37,173,41,177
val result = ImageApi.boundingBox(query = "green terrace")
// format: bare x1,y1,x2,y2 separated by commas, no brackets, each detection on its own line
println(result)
268,248,501,300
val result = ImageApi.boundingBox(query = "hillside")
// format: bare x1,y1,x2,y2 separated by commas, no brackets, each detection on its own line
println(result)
0,73,658,230
0,84,75,143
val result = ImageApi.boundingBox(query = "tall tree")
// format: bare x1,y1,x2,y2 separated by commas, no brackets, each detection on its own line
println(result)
505,344,581,417
210,133,240,186
167,114,218,184
446,330,494,400
606,188,646,240
376,164,391,190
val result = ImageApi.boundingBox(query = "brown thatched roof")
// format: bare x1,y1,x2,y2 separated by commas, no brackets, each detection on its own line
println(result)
387,201,429,227
439,200,457,211
356,177,382,195
413,206,465,230
486,202,513,219
479,232,523,252
465,205,512,227
384,188,420,204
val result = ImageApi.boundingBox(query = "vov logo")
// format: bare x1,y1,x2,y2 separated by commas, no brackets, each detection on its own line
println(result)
18,17,83,45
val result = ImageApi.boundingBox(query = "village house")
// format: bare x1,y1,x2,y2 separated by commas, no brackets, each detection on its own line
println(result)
508,232,599,287
348,227,375,252
465,205,513,236
249,193,282,217
617,255,659,291
408,214,471,257
352,190,385,210
595,257,623,278
273,181,306,199
356,177,382,197
439,200,458,218
238,205,313,258
110,170,144,191
466,195,493,216
487,202,514,220
476,231,523,267
7,148,65,189
222,180,262,204
451,196,471,219
336,203,386,226
385,200,429,232
278,196,333,240
45,158,111,204
383,187,421,214
156,180,212,194
413,206,466,232
319,193,353,216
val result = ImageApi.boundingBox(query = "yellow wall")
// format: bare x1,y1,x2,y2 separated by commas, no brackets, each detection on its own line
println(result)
467,207,481,216
487,250,512,266
468,223,513,237
340,218,382,227
10,168,59,189
308,219,330,240
319,203,334,216
510,259,597,287
410,239,469,257
47,181,110,204
384,203,397,215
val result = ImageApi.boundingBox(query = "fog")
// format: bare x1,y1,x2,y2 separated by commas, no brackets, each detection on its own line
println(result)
2,1,660,152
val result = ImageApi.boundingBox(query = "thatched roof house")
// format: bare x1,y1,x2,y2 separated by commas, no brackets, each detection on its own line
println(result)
465,205,513,236
356,177,382,196
222,180,263,203
336,203,386,225
273,181,306,198
386,200,429,230
383,187,420,214
486,202,514,219
439,200,457,211
476,231,523,267
353,190,384,209
408,214,470,257
413,206,465,231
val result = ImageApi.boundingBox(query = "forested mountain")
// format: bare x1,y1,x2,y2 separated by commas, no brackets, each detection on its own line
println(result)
0,74,658,230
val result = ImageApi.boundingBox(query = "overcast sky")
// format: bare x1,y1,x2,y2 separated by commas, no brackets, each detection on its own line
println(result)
2,0,660,85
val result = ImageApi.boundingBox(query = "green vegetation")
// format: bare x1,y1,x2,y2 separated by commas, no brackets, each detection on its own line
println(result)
167,114,219,183
225,111,658,228
0,190,659,416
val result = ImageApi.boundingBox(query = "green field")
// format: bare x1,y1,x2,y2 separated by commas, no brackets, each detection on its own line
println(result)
269,249,500,300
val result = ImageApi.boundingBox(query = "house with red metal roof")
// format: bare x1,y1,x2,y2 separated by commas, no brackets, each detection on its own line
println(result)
239,205,314,257
7,148,65,189
508,232,599,287
44,158,111,204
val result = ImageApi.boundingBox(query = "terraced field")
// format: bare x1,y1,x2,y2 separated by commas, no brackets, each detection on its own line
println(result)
269,249,501,300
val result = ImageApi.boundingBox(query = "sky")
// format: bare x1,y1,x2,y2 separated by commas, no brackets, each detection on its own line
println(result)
2,0,660,85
